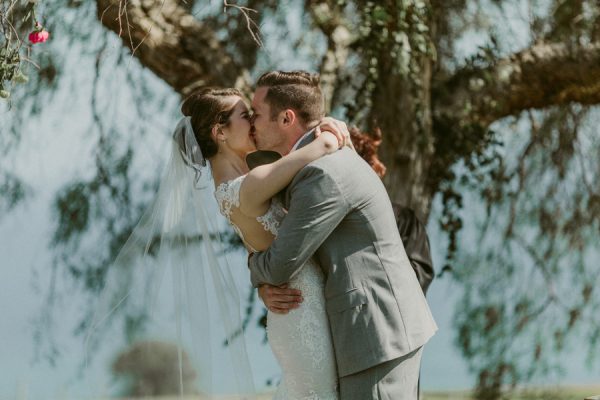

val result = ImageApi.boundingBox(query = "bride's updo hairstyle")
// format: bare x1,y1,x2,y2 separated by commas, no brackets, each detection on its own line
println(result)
180,87,242,158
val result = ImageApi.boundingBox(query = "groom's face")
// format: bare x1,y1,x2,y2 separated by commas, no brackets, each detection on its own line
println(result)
251,87,286,152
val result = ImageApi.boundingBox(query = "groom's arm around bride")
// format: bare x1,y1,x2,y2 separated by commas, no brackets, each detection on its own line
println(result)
258,203,435,312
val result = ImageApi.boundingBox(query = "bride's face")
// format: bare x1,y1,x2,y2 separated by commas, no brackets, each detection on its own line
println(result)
220,97,256,155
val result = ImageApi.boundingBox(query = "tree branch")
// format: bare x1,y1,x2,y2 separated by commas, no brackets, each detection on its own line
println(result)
203,0,272,73
96,0,251,96
434,41,600,127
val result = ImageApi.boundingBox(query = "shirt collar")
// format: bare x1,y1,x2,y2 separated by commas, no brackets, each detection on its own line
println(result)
290,128,315,152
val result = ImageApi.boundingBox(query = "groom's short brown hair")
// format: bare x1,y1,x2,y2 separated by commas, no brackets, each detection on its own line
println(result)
256,70,325,124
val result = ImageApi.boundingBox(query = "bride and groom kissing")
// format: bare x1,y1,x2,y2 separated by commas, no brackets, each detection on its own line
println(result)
177,70,438,399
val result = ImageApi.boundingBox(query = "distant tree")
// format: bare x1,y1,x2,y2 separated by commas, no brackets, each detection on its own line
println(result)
2,1,599,398
112,340,198,397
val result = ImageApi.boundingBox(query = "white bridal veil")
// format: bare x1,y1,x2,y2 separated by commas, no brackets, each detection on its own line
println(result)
83,117,257,398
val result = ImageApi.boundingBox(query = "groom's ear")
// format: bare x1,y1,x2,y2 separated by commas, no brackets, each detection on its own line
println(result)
280,109,297,127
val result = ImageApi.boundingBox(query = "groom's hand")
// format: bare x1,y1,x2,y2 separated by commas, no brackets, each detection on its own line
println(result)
258,283,303,314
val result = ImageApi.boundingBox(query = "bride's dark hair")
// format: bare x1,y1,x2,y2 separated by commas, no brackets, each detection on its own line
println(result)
181,87,242,158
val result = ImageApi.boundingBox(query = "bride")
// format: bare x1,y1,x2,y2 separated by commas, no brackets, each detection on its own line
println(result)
85,86,349,399
178,87,349,398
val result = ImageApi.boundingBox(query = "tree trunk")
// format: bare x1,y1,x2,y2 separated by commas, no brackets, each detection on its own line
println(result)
368,3,436,222
374,72,435,222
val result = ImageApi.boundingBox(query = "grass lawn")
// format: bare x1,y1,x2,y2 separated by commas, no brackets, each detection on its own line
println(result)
422,385,600,400
99,386,600,399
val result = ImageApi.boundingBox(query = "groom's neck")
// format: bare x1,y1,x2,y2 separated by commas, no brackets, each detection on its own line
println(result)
280,121,318,155
266,139,294,156
273,125,305,155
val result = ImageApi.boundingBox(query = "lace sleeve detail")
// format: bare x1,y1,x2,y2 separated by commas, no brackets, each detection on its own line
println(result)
214,175,258,253
256,199,286,236
214,175,245,220
214,175,287,248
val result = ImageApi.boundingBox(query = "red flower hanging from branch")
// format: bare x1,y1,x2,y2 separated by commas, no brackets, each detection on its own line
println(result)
28,22,50,44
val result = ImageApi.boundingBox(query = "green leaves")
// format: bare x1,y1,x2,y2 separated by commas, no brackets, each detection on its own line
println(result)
346,0,435,137
53,182,91,244
371,5,390,25
13,70,29,83
0,173,28,216
0,44,21,96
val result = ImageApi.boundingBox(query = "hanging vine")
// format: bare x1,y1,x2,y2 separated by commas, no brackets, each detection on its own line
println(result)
0,0,49,100
346,0,435,134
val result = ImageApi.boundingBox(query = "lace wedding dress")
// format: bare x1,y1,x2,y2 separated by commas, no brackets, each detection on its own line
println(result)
215,175,339,400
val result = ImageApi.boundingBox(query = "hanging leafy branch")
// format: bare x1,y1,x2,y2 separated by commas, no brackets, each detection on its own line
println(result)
0,0,50,99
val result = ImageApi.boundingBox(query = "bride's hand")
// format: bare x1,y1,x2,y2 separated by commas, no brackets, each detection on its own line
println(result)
315,117,354,150
315,131,339,155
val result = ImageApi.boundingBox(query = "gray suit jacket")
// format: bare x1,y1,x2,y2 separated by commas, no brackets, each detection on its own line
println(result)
249,136,438,377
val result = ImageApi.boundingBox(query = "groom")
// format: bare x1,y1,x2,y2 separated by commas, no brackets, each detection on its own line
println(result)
248,70,437,399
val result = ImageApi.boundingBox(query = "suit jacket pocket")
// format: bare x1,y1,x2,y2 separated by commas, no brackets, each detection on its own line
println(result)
326,287,367,314
325,286,374,376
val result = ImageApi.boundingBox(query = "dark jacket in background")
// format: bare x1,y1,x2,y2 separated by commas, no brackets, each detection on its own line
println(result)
392,204,434,295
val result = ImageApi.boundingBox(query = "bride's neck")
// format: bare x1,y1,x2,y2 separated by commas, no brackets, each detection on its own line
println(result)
209,151,249,185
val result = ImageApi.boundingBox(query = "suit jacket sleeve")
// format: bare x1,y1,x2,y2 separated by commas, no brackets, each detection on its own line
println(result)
249,165,350,287
393,204,435,294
